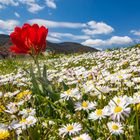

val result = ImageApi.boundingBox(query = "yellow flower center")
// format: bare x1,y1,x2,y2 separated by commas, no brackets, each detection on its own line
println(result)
88,74,93,80
16,91,31,100
77,137,83,140
67,125,73,131
114,106,122,113
123,61,128,65
96,109,103,116
82,101,88,108
118,75,123,79
0,105,5,113
27,109,31,113
20,118,27,124
112,124,119,130
78,79,81,83
0,129,10,140
66,89,71,95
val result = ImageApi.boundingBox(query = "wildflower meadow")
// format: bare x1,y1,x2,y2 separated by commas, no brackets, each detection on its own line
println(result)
0,23,140,140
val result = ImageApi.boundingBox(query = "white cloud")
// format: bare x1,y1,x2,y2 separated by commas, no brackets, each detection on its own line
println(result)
0,19,19,31
47,36,61,42
0,0,18,6
27,3,44,13
82,39,104,46
28,19,86,28
108,36,132,45
14,12,20,18
50,32,90,40
19,0,44,13
0,0,44,13
82,36,132,47
45,0,56,9
19,0,35,3
131,30,140,36
83,21,114,35
28,20,114,37
0,4,4,9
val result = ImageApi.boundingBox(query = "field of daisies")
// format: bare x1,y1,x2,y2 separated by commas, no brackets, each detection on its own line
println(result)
0,46,140,140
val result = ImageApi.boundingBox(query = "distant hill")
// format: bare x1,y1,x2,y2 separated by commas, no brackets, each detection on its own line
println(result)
0,34,98,58
47,42,98,54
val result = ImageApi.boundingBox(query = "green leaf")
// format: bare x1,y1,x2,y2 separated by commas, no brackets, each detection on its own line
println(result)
30,65,41,95
62,82,69,91
43,64,47,80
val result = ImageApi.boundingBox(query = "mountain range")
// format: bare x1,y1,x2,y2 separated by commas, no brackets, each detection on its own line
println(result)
0,34,98,58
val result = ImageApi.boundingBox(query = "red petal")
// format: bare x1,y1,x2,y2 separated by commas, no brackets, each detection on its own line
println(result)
38,26,48,45
22,23,31,28
28,24,39,45
14,26,21,32
10,45,28,54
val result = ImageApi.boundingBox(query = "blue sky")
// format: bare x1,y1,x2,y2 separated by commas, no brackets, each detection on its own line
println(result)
0,0,140,49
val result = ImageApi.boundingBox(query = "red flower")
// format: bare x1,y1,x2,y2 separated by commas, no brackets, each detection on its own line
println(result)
10,23,48,55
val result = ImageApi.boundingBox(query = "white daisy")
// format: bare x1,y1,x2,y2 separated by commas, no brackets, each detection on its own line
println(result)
72,133,91,140
107,121,123,135
4,90,20,98
59,123,82,137
18,108,36,118
108,102,130,121
83,80,95,93
75,101,97,111
109,95,131,106
5,102,19,114
89,107,108,120
12,116,37,130
133,92,140,100
132,77,140,83
61,88,81,100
